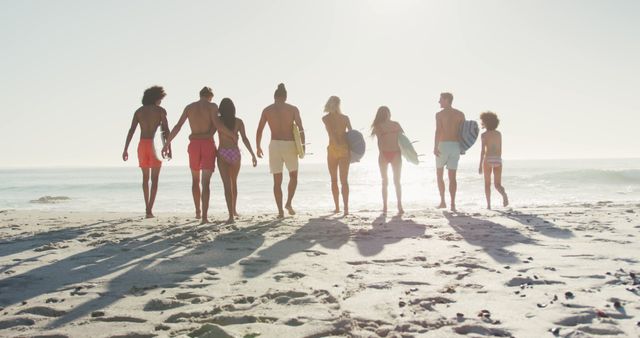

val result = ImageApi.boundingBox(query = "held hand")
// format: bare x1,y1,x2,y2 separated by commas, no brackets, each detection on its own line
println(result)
252,155,257,167
257,147,263,158
163,145,172,160
122,150,128,161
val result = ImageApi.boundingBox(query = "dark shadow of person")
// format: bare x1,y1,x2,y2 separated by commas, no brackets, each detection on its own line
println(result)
0,219,280,328
444,211,537,264
241,217,350,278
497,210,574,239
45,220,281,328
0,218,132,259
352,213,429,257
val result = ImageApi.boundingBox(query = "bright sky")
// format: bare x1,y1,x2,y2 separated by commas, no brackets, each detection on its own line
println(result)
1,0,638,168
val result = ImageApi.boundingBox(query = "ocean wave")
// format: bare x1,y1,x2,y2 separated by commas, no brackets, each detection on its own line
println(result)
532,169,640,185
30,196,71,204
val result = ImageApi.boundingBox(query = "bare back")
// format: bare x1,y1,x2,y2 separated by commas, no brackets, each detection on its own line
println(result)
135,105,166,139
374,120,402,152
436,108,465,142
263,102,298,141
184,101,217,140
218,118,243,148
323,113,350,147
482,130,502,157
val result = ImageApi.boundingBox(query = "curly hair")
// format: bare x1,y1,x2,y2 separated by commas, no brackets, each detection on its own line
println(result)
142,86,166,105
480,111,500,131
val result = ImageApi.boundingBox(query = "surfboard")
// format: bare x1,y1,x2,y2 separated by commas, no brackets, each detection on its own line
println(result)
293,123,305,159
346,130,366,163
398,133,419,165
459,120,479,155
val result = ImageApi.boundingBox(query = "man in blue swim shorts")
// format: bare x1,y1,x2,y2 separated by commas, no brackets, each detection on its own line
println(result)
433,92,465,212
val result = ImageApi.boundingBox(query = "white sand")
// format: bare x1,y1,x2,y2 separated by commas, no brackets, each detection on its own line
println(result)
0,202,639,337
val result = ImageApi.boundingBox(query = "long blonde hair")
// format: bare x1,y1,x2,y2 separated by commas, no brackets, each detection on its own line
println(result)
324,96,342,115
370,106,390,136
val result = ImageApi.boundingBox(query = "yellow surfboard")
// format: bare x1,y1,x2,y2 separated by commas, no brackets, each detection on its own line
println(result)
293,123,304,159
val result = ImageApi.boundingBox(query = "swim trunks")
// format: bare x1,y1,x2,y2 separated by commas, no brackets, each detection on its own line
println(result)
327,143,349,161
218,147,241,164
436,141,461,170
137,139,162,169
188,139,216,171
381,151,401,164
269,140,298,174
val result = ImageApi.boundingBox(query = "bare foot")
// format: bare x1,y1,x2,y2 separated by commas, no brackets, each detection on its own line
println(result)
225,217,235,225
233,211,240,217
382,207,387,214
450,205,457,213
437,202,446,209
277,211,285,219
343,209,349,217
195,210,202,219
398,208,405,215
333,209,340,214
487,205,492,210
145,213,155,219
200,218,209,225
503,193,509,207
285,205,296,215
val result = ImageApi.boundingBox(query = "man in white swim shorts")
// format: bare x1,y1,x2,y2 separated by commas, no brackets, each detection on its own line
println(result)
256,83,305,218
433,92,465,212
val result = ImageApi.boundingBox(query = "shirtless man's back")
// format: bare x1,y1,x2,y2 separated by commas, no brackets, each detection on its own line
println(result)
262,102,298,141
183,100,217,140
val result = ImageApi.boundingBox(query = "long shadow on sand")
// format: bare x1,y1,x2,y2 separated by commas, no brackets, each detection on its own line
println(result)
0,218,132,258
445,211,536,264
353,214,429,257
47,219,281,327
0,219,281,328
497,210,574,239
241,217,350,278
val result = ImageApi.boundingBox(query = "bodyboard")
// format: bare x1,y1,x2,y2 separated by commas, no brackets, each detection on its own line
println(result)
459,120,479,154
346,130,366,163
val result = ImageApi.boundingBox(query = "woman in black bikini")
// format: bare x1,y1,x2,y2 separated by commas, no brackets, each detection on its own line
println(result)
371,106,404,215
217,98,258,224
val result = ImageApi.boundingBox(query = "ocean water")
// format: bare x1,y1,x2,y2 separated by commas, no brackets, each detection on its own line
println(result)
1,158,639,214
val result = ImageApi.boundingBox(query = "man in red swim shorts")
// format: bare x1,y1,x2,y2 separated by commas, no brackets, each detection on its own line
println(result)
165,87,237,224
122,86,171,218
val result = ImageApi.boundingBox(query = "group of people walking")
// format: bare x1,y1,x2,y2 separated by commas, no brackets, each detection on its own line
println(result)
123,84,508,224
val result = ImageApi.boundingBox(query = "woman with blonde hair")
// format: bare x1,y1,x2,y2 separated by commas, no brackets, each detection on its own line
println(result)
322,96,352,215
371,106,404,215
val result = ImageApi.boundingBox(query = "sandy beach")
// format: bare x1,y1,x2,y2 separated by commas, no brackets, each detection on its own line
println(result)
0,203,638,337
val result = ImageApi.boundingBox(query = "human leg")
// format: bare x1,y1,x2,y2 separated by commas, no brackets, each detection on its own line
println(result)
200,170,213,224
327,154,340,213
338,157,350,216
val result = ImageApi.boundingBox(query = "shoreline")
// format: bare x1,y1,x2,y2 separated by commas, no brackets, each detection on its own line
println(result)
0,202,638,337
